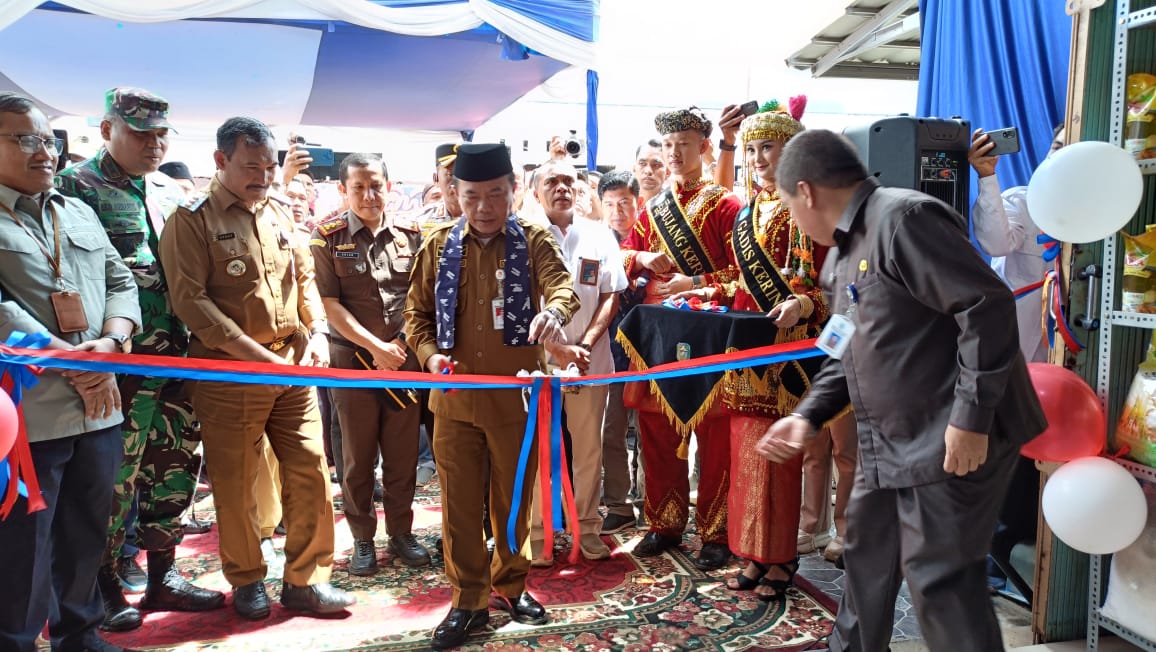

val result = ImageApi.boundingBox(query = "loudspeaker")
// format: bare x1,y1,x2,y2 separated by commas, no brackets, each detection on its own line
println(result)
843,116,971,219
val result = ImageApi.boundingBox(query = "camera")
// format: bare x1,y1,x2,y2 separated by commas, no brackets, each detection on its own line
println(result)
564,130,583,158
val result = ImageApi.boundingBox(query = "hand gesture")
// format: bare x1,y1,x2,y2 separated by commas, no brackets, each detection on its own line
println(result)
637,251,674,274
300,332,330,367
62,368,121,419
967,128,998,178
755,414,812,463
767,297,802,328
653,273,693,298
943,425,988,476
371,340,408,371
529,310,566,345
718,104,745,147
427,353,453,374
669,287,716,303
546,342,591,373
282,143,313,186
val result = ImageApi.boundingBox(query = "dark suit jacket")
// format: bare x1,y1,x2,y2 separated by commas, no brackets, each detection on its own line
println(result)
797,178,1047,490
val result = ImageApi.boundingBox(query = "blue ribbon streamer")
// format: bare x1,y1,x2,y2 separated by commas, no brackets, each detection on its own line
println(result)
0,459,27,499
507,378,542,551
1,331,48,405
549,379,564,531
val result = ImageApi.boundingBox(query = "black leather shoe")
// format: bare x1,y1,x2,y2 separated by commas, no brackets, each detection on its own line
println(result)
232,581,270,620
694,543,732,570
430,607,488,649
489,592,548,625
139,549,226,612
349,539,378,577
388,533,432,567
633,531,680,557
280,582,356,615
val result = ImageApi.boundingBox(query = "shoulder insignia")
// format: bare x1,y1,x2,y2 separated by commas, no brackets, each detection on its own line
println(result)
309,238,327,248
182,193,208,212
394,218,420,233
317,218,348,236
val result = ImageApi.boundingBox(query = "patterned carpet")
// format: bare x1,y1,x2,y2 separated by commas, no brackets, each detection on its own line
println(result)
103,480,837,651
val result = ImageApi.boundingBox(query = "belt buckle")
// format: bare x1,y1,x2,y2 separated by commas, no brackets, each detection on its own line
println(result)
268,337,288,352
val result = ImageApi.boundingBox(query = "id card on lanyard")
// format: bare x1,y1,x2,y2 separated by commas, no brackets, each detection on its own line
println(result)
0,200,89,333
817,284,858,359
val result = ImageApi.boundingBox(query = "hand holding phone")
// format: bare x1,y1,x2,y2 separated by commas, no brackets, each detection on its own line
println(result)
983,127,1021,156
740,100,760,117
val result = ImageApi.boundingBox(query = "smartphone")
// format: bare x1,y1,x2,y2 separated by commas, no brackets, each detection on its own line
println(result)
740,100,760,117
984,127,1021,156
300,147,335,167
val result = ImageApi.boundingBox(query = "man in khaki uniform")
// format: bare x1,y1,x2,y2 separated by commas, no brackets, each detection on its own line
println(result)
405,143,578,650
159,116,355,620
310,152,431,575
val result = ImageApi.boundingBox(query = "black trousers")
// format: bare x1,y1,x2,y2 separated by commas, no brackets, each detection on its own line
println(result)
0,426,122,652
827,441,1018,652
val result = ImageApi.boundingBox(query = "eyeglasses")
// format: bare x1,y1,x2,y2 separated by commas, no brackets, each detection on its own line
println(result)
2,133,64,155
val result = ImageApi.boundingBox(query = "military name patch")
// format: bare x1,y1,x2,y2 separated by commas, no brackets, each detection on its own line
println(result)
336,251,360,259
215,232,236,241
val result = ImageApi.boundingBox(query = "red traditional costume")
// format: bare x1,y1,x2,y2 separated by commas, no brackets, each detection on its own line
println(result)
620,110,743,551
715,99,830,576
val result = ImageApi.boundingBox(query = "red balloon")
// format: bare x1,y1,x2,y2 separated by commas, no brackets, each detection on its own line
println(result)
1021,363,1106,462
0,389,16,461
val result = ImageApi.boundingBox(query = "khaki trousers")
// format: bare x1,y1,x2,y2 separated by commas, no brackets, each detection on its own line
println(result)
799,412,858,538
192,379,334,587
532,385,609,540
255,436,283,539
434,414,537,610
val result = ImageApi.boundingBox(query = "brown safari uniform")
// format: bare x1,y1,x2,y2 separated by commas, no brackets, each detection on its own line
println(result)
310,211,422,542
404,217,577,610
158,176,335,588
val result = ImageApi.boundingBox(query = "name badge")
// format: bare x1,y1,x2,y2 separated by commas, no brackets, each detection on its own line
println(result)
491,297,504,329
816,313,855,360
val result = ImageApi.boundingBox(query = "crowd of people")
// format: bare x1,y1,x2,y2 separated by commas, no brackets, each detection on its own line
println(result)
0,85,1045,652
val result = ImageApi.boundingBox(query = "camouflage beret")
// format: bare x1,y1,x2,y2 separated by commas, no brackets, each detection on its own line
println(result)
655,107,712,138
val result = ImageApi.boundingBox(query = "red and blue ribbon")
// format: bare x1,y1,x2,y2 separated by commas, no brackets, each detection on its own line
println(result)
0,331,50,516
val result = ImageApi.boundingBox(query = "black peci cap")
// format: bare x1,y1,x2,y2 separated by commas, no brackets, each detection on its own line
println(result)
451,143,513,182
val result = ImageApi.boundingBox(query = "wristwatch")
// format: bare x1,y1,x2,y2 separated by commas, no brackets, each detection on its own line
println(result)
101,332,131,353
310,323,330,337
545,307,568,327
718,139,737,152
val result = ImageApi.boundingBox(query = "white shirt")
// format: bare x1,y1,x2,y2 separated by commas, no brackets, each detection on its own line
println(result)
971,175,1047,362
545,217,628,375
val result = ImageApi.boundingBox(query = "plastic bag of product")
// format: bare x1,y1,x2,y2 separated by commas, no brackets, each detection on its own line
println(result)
1116,332,1156,467
1126,73,1156,159
1121,227,1156,313
1100,486,1156,640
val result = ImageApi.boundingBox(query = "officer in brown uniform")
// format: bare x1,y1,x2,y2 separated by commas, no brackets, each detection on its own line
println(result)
159,116,355,620
309,152,431,575
405,143,578,650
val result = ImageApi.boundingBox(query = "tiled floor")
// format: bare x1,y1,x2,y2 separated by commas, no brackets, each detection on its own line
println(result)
797,551,1038,650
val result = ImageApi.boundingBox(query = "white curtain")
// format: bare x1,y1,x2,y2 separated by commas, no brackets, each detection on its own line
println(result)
0,0,595,68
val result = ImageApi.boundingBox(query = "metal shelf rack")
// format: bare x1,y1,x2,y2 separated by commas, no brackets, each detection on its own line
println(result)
1086,2,1156,649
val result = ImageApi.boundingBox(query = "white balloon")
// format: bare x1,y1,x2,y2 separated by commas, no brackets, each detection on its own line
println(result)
1026,141,1143,244
1042,456,1148,555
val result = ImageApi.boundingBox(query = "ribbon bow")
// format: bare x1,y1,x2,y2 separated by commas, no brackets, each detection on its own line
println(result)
1037,233,1061,263
0,331,49,516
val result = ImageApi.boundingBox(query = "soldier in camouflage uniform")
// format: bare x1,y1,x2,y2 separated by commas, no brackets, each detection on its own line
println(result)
56,88,225,632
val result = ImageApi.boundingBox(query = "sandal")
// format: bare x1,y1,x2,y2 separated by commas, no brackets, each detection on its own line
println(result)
726,561,769,591
757,557,799,602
